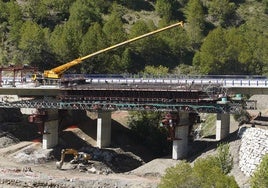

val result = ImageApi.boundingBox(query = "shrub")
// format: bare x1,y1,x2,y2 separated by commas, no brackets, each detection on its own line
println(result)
158,143,238,188
250,154,268,188
215,143,233,174
158,161,199,188
193,156,238,188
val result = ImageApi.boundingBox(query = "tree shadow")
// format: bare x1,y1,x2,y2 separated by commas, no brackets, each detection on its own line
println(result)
187,130,240,162
54,130,145,173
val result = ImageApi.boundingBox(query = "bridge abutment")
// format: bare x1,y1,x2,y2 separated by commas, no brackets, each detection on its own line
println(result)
97,111,111,148
172,111,189,160
216,113,230,140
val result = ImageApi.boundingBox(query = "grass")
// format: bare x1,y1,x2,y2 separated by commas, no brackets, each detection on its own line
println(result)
200,114,216,138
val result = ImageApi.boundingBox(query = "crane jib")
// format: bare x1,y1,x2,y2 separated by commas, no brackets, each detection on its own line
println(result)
80,21,183,61
40,21,183,81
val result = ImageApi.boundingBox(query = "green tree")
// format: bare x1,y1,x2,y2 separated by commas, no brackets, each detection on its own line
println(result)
129,111,169,156
143,65,169,76
250,154,268,188
6,1,23,44
0,1,8,23
68,0,102,33
257,34,268,75
6,1,22,25
101,5,127,73
155,0,172,21
117,0,148,10
42,0,75,22
120,48,133,73
208,0,236,27
90,0,111,14
194,24,268,75
49,21,83,68
223,27,244,73
237,25,267,74
103,7,126,45
159,20,190,65
193,27,227,74
129,20,173,69
184,0,205,49
0,2,8,65
172,64,200,75
22,0,50,24
18,21,49,66
45,0,75,13
264,0,268,13
79,22,107,73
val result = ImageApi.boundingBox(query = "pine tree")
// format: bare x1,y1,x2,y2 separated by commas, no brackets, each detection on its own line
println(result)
184,0,205,49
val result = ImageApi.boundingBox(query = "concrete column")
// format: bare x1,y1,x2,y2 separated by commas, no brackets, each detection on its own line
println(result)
42,109,58,149
172,111,189,160
97,111,111,148
216,113,230,141
43,120,58,149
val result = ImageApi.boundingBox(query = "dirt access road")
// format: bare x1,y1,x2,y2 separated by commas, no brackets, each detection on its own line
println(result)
0,138,163,188
0,156,160,188
0,110,170,188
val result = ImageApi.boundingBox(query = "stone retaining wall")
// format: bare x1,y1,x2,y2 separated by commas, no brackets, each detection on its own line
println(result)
239,127,268,176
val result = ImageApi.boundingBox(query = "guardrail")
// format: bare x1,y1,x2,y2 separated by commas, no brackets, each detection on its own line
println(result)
1,76,268,89
87,77,268,87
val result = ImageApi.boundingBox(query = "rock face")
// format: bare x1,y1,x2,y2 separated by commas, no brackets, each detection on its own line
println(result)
239,127,268,176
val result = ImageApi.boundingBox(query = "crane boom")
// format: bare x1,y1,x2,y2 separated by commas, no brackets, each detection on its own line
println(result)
43,21,184,79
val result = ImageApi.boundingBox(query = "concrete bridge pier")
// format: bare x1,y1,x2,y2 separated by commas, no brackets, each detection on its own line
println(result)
27,108,59,149
216,113,230,141
42,109,59,149
172,111,189,160
97,111,111,148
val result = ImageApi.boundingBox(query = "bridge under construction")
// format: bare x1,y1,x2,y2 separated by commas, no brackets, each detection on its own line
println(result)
0,21,264,162
0,74,250,112
0,74,265,160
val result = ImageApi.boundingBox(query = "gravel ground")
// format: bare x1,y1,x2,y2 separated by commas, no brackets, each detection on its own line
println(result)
0,132,248,188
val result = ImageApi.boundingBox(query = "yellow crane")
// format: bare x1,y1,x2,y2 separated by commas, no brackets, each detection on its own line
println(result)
34,21,183,82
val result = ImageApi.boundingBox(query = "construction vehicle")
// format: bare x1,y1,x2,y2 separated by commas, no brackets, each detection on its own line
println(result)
32,21,183,84
56,148,91,169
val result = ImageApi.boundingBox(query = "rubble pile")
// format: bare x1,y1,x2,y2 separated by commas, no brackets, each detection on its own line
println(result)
0,131,19,148
239,127,268,176
12,143,54,164
64,146,145,174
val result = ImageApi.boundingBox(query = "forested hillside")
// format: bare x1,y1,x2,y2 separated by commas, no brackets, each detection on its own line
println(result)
0,0,267,75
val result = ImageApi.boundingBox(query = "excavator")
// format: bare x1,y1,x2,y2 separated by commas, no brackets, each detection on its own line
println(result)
56,148,91,169
32,21,183,84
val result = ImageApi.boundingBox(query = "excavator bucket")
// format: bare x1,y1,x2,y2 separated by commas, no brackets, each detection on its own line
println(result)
56,161,63,169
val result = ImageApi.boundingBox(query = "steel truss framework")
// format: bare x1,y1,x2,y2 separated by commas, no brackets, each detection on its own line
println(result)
0,80,246,113
0,97,244,114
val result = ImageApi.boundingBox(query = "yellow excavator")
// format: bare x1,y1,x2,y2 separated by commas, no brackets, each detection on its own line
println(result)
56,148,91,169
33,21,183,83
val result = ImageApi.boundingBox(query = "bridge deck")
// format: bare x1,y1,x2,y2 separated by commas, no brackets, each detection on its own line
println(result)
0,87,60,96
0,76,261,113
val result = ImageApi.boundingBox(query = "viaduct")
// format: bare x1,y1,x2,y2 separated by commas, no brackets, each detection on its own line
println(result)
0,75,267,160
